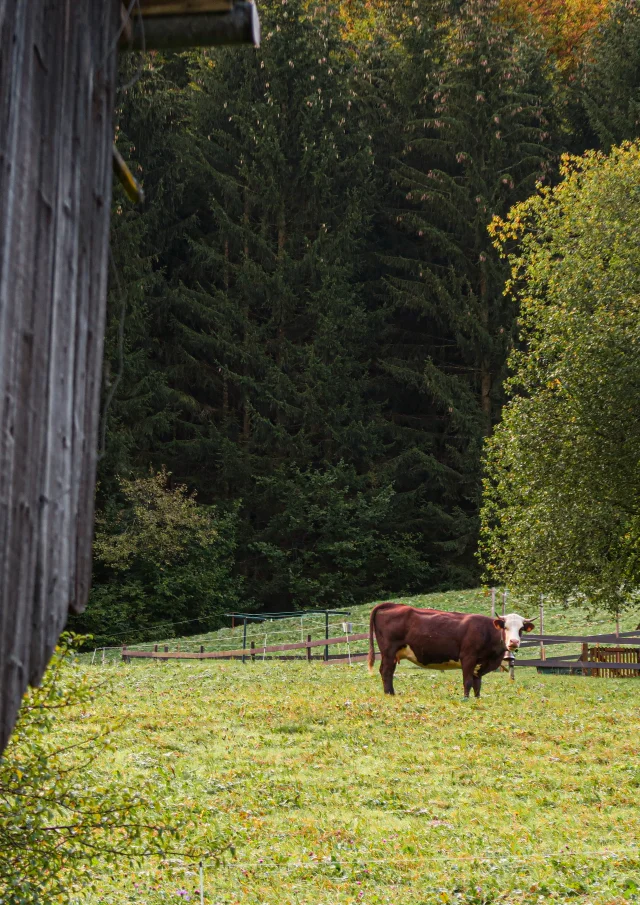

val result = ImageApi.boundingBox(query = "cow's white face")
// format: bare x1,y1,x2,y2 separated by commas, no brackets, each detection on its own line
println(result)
494,613,535,650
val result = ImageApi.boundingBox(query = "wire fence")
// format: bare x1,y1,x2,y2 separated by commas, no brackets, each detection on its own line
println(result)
84,594,640,669
103,844,640,905
86,617,374,664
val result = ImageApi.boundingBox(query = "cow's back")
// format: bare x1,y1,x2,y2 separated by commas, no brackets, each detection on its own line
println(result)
371,604,502,665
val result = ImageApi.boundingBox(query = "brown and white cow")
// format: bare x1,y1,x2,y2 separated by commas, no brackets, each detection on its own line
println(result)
368,603,535,697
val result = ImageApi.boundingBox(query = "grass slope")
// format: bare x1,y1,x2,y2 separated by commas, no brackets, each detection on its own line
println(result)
69,591,639,904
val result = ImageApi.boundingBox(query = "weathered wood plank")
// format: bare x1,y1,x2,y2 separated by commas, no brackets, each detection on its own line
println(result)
519,659,640,671
0,0,119,753
521,634,640,646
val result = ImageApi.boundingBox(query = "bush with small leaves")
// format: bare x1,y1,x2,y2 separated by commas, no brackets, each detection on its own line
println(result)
0,636,183,904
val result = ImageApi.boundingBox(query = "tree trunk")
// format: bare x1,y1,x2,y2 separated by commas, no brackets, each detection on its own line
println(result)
478,265,492,432
242,191,251,442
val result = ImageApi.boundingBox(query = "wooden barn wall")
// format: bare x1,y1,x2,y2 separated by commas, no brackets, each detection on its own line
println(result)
0,0,120,752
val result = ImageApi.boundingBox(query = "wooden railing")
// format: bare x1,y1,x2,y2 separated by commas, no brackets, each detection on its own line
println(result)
122,629,640,674
122,633,369,663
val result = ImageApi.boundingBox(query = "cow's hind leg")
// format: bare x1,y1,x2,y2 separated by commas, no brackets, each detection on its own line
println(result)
379,655,397,695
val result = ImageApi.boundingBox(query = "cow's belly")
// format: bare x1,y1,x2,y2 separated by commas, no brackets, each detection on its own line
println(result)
396,645,461,670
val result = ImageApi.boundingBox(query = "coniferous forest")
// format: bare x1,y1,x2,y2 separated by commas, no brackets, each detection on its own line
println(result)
75,0,640,645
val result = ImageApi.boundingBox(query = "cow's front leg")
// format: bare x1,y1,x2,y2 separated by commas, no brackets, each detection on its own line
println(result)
379,655,397,695
471,673,482,698
461,658,476,698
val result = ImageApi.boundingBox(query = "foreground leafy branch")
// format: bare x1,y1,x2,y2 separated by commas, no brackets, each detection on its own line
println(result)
0,636,188,904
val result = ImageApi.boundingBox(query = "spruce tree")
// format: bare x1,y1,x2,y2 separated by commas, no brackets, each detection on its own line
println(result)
581,0,640,148
103,0,431,610
372,0,556,584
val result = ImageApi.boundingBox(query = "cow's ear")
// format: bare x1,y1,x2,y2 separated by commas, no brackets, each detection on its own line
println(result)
523,620,535,633
493,618,506,630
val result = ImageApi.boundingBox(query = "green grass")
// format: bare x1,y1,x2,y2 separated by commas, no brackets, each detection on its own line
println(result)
66,590,639,904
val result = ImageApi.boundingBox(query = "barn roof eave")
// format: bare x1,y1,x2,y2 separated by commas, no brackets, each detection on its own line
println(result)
120,0,260,50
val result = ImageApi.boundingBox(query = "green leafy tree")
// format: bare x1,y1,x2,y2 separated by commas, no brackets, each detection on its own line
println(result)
0,637,179,904
480,143,640,613
77,469,242,645
390,0,556,429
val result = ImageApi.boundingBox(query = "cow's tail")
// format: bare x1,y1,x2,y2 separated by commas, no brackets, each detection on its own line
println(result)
368,602,398,674
368,606,377,674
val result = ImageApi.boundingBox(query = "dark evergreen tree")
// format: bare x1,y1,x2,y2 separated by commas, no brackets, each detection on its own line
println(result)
87,0,571,636
97,0,432,614
372,0,557,584
581,0,640,148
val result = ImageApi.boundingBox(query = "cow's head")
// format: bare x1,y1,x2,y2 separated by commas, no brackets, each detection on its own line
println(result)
493,613,535,651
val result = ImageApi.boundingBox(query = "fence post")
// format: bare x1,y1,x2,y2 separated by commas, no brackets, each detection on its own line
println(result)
615,610,620,638
251,641,255,662
306,634,312,663
121,645,126,664
502,589,507,617
539,594,545,661
324,612,329,662
162,645,169,662
153,644,158,653
581,642,589,677
242,618,247,664
491,587,496,619
200,644,204,657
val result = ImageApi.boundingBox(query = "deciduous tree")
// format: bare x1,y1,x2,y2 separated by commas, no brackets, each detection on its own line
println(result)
480,143,640,613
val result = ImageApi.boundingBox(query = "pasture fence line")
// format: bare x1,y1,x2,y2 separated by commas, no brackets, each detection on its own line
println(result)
121,627,640,675
151,844,640,888
211,845,638,869
122,631,370,664
133,843,640,904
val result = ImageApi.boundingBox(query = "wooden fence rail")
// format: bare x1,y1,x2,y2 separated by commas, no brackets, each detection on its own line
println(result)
324,654,640,671
123,633,368,661
122,629,640,672
521,633,640,645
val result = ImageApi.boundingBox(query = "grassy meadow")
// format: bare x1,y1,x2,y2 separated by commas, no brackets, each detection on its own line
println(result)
67,591,639,904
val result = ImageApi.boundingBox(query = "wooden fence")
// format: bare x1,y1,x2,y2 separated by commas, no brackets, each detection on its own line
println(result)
579,644,640,678
123,633,369,663
122,630,640,675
